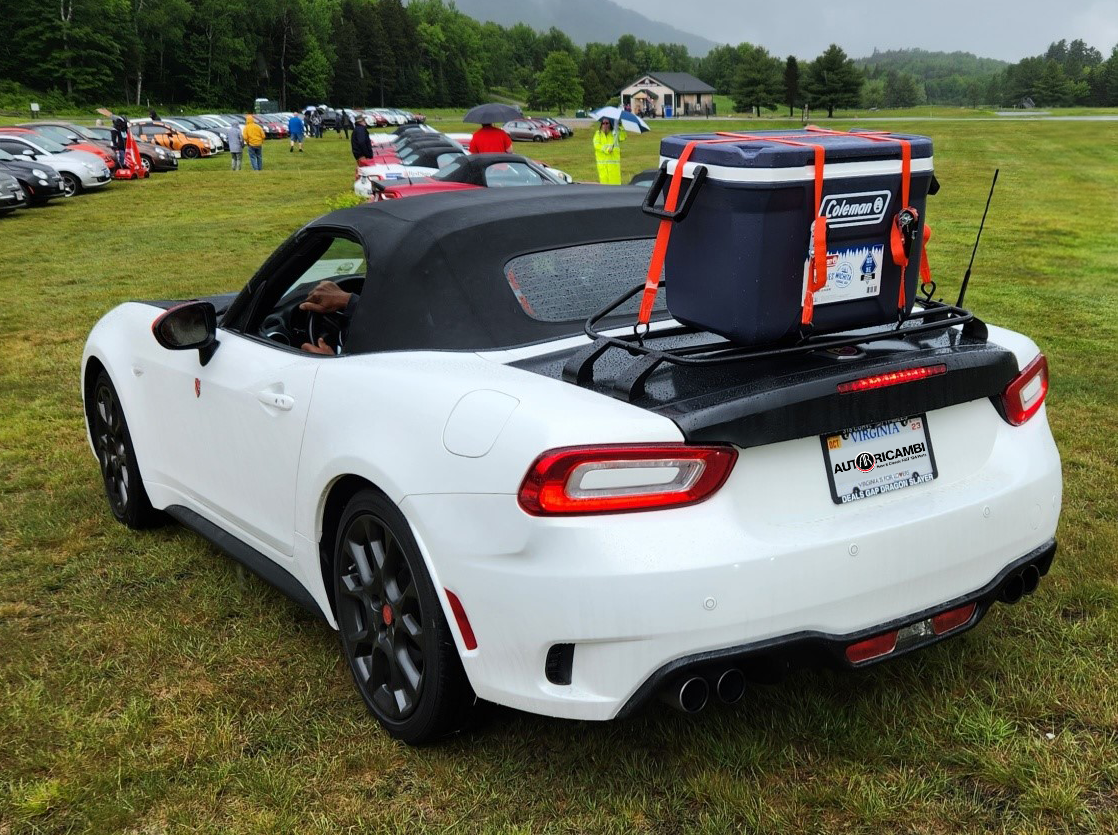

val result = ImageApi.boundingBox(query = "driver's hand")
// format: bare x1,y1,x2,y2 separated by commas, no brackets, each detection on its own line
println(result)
299,280,352,314
301,338,334,355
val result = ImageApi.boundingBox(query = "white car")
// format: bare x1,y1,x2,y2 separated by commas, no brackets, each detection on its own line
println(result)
82,187,1061,744
0,133,111,196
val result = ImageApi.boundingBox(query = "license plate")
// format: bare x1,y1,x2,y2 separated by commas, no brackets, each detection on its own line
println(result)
821,415,938,505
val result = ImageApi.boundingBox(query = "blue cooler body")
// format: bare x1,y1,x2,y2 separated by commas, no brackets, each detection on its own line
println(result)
658,130,934,346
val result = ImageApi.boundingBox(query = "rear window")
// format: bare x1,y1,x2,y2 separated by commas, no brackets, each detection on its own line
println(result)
504,239,666,322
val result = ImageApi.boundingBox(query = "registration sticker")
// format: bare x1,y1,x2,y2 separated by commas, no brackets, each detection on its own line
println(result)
821,415,938,504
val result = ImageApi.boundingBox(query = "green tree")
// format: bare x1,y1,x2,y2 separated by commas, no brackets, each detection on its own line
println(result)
731,44,781,115
535,50,582,114
783,55,800,116
290,36,331,103
803,43,863,117
883,71,922,107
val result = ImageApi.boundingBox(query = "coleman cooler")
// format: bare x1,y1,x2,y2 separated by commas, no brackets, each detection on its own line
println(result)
653,130,935,346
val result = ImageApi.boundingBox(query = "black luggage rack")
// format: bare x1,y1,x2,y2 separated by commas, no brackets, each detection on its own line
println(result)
562,282,986,401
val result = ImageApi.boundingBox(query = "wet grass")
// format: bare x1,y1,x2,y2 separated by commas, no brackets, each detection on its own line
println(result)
1,121,1116,833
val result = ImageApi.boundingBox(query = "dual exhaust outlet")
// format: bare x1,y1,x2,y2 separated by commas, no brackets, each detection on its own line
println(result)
662,561,1045,714
999,563,1041,605
660,668,746,714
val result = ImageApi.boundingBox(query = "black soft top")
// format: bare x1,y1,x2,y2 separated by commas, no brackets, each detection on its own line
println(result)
313,185,657,352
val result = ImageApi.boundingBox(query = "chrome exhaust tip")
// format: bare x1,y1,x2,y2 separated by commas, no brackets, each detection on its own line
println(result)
715,668,746,705
660,676,710,714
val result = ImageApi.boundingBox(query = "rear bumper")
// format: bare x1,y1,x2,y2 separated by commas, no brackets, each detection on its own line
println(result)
617,539,1056,717
403,400,1062,721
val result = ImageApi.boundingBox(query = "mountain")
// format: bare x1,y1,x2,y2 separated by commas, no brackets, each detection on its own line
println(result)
448,0,718,56
853,48,1008,80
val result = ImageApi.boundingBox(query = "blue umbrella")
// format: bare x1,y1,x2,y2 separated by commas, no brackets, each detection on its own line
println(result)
590,106,650,133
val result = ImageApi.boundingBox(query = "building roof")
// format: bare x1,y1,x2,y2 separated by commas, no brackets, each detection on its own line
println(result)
626,72,716,94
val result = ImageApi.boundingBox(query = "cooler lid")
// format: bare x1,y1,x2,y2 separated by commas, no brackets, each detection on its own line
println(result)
660,130,933,169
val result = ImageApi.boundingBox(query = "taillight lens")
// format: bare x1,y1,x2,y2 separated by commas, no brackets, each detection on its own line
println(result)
845,631,898,663
931,602,976,635
518,443,737,516
1000,353,1048,426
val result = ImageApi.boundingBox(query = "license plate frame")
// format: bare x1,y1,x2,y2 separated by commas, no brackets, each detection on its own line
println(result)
821,415,938,505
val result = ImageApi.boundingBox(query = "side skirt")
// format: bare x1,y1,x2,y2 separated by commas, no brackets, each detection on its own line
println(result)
166,504,327,621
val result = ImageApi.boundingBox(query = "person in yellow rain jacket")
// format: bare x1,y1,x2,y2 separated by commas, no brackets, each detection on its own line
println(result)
243,115,267,171
592,117,625,184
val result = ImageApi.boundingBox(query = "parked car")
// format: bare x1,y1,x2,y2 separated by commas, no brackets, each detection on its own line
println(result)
132,119,223,155
526,119,561,140
535,117,573,138
130,122,213,159
503,120,551,142
0,147,66,203
78,124,178,173
367,155,569,202
0,131,111,196
6,125,117,171
0,171,27,215
353,145,467,197
82,187,1061,745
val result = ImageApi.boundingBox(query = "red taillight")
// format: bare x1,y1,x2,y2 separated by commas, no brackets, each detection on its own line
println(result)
1000,353,1048,426
444,589,477,650
845,631,898,663
837,364,946,394
517,443,737,516
932,602,976,635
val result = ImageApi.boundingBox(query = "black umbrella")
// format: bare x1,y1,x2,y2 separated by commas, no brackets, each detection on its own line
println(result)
463,103,522,124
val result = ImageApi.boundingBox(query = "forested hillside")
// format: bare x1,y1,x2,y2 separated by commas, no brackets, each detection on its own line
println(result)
1,0,1116,112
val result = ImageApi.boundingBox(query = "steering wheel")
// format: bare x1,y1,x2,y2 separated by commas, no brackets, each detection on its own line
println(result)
307,310,347,353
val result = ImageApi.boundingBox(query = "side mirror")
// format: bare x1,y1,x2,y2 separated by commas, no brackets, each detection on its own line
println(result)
21,149,35,157
152,301,220,366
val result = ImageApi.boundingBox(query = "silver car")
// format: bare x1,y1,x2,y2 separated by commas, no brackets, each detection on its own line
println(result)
503,120,551,142
0,133,111,197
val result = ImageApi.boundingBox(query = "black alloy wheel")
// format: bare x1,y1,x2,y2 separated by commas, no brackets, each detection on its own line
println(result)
181,144,200,159
60,172,80,197
334,489,474,744
532,135,544,142
90,371,161,528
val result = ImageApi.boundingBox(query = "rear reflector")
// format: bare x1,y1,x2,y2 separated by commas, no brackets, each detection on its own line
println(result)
444,589,477,651
932,602,977,635
837,364,947,394
845,631,898,664
1000,353,1048,426
518,443,737,516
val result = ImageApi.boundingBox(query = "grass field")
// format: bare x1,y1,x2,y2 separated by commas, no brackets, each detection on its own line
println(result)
1,118,1116,834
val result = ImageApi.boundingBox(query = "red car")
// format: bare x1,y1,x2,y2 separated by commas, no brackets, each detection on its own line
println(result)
4,126,117,170
526,119,562,140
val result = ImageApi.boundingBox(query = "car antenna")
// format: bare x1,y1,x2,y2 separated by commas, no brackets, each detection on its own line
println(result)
956,169,999,309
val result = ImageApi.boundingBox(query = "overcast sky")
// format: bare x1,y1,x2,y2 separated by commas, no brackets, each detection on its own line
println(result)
609,0,1118,61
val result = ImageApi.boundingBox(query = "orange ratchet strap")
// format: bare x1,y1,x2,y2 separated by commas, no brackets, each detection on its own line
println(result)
806,127,935,311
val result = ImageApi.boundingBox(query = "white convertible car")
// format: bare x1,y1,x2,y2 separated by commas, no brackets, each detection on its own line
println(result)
82,187,1061,744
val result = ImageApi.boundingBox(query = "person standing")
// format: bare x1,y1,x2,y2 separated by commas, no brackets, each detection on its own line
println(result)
350,114,373,162
311,110,323,139
110,116,128,170
468,123,512,154
340,110,352,140
243,114,266,171
227,121,244,170
592,117,625,185
288,111,305,152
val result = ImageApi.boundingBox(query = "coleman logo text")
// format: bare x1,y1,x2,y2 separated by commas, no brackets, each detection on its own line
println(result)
820,190,892,228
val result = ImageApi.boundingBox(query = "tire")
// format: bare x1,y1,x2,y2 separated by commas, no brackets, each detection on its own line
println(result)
333,488,474,744
532,135,544,142
90,371,162,529
181,144,200,159
141,156,152,172
60,172,81,197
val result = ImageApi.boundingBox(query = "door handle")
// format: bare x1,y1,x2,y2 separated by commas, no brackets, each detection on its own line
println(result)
257,390,294,411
